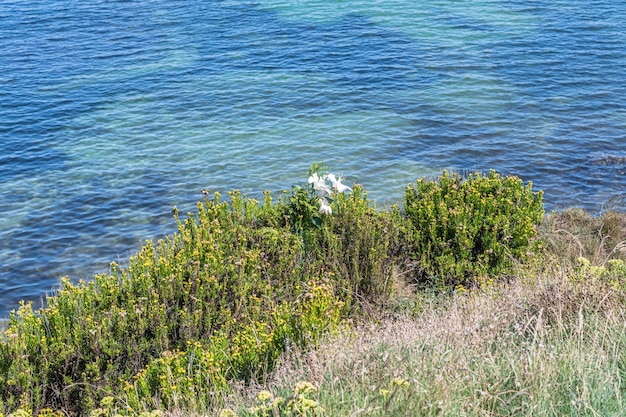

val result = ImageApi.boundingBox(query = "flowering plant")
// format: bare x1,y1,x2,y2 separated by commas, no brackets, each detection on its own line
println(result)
307,164,352,216
283,163,353,232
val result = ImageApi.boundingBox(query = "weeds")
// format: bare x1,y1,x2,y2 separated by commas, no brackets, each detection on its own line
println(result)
541,207,626,267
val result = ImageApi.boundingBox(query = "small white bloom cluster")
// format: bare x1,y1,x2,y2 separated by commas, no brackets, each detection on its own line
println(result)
307,172,352,215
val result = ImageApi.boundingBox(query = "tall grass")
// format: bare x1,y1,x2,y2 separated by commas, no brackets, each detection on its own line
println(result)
541,207,626,266
222,264,626,417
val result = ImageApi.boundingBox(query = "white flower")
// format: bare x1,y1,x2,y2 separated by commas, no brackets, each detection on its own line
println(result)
307,172,324,187
308,173,332,196
318,198,332,215
327,173,352,193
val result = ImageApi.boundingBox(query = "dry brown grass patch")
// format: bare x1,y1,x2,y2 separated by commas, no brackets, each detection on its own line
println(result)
541,208,626,266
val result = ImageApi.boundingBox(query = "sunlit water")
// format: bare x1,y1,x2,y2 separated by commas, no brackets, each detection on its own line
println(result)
1,0,625,316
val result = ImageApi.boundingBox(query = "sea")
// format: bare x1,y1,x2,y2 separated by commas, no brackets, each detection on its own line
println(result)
1,0,625,316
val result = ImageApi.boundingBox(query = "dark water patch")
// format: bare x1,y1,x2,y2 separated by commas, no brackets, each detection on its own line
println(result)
592,155,626,166
0,168,186,314
0,142,67,182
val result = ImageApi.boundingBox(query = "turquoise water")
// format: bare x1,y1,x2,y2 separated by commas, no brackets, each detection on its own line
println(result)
1,0,625,315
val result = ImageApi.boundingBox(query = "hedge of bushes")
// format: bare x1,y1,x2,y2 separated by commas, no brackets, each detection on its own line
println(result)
0,168,544,416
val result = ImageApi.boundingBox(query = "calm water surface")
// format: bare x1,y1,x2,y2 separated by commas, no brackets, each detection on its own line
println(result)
1,0,625,315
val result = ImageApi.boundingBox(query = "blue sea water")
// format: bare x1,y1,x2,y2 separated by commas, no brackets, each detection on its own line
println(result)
1,0,625,316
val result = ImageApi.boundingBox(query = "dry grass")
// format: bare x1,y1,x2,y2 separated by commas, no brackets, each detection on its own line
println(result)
211,263,626,416
541,208,626,267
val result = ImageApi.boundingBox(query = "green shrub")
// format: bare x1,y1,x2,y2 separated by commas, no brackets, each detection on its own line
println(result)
275,164,403,313
123,340,228,412
0,189,341,415
404,170,544,288
304,187,402,311
0,166,394,416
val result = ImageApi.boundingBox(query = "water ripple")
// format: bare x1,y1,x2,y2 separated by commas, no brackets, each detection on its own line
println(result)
1,0,625,315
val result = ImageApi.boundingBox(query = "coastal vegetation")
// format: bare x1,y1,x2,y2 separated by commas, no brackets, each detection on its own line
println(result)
1,166,625,417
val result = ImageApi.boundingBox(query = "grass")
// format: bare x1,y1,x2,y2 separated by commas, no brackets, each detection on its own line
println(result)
213,261,626,417
541,207,626,266
234,277,626,416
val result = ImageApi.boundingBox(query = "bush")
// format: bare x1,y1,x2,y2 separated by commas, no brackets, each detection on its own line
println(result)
0,166,548,415
276,164,403,313
404,170,544,288
0,189,346,415
0,167,396,416
303,186,403,311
